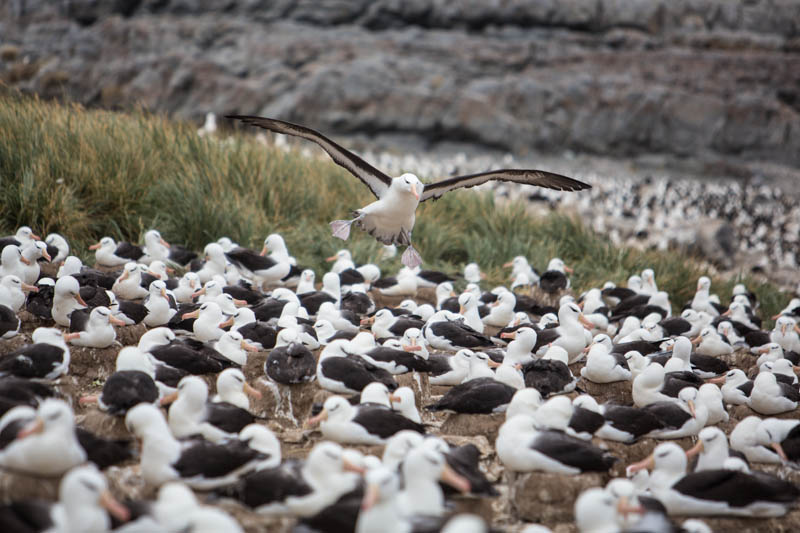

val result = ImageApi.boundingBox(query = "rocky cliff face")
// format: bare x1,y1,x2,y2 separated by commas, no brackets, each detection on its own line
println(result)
2,0,799,181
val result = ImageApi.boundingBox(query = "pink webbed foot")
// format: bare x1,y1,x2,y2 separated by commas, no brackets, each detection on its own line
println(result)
401,246,423,268
330,220,353,241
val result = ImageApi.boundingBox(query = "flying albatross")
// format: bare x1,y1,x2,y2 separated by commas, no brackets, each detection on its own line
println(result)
227,115,592,267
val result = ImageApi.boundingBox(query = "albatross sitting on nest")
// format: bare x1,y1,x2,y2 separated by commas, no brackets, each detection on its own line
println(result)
227,115,591,267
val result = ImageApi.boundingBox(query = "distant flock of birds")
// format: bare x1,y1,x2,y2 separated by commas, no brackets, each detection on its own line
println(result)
1,223,800,533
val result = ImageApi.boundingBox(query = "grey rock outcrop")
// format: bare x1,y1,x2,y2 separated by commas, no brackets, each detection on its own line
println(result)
1,0,799,179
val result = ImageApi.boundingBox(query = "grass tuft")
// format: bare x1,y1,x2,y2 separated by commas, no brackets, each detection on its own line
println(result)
0,89,790,319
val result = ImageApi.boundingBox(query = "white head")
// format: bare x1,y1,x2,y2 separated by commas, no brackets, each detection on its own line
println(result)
394,173,423,200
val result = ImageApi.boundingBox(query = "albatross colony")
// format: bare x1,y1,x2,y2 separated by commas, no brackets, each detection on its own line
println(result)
2,191,800,530
227,115,591,268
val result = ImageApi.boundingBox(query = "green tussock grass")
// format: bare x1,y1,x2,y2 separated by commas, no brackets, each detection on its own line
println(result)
0,89,791,320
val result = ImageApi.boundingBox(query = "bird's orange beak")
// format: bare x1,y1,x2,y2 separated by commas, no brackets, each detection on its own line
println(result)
161,288,169,300
439,463,470,494
616,496,645,518
19,255,31,265
326,255,338,262
361,483,381,512
75,293,88,307
771,442,789,462
243,381,262,399
42,250,52,262
241,340,260,353
578,313,594,330
705,375,726,384
219,316,234,328
16,417,44,439
260,245,268,257
626,454,655,476
691,335,702,345
160,391,179,406
160,238,170,248
79,394,99,406
305,408,328,428
685,440,704,458
183,309,200,320
410,183,419,200
21,282,38,293
343,458,366,474
564,265,573,274
89,242,102,250
109,315,126,327
30,233,41,241
100,490,130,522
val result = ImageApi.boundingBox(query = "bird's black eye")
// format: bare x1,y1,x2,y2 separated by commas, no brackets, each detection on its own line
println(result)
325,450,340,460
48,411,61,421
657,450,670,458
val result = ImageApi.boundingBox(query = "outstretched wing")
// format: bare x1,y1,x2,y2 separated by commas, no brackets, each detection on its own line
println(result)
226,115,392,199
420,169,591,202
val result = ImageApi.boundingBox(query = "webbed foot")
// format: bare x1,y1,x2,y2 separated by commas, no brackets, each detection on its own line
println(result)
401,245,423,268
330,220,353,240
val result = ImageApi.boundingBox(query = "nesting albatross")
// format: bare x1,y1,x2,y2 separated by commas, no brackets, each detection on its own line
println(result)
227,115,591,267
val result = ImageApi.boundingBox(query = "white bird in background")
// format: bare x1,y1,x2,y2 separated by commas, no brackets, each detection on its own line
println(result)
227,115,590,267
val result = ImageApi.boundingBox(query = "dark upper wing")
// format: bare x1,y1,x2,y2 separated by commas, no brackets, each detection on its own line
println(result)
114,241,144,260
420,169,590,202
226,115,392,199
225,247,276,273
